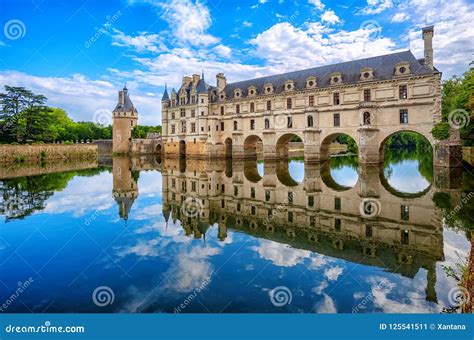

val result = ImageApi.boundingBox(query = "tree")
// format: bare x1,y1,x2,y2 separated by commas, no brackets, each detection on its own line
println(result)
0,86,46,141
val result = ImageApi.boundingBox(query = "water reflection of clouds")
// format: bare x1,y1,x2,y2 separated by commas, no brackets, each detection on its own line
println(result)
330,167,358,187
384,160,430,193
43,172,113,216
288,160,304,183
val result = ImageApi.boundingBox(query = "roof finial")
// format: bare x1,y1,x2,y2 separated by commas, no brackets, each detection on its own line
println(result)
123,82,127,91
201,69,204,80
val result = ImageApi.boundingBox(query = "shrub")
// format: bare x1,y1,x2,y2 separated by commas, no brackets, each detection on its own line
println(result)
431,122,451,140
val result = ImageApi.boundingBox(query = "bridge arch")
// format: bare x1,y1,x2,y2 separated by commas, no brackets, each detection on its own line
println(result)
378,129,434,158
320,132,358,161
244,135,263,159
276,132,305,160
320,160,359,192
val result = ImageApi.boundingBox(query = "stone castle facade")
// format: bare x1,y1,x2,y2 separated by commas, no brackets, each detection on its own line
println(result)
157,26,459,166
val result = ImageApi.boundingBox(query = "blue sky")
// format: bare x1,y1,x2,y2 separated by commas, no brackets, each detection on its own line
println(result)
0,0,473,125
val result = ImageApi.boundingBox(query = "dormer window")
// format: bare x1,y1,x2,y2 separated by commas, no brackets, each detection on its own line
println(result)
248,86,257,96
264,83,274,94
219,92,226,101
395,62,411,76
360,68,374,81
234,89,242,98
284,80,294,91
330,72,342,86
306,77,317,89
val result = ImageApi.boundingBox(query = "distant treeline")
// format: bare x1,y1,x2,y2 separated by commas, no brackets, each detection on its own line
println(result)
0,86,160,144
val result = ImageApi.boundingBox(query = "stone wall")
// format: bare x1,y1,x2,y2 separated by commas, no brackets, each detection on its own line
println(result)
0,144,97,164
94,140,113,154
463,147,474,165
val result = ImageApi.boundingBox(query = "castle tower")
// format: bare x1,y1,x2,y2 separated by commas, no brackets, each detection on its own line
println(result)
112,85,138,154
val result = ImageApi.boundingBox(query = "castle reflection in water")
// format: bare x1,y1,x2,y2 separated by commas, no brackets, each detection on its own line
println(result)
110,154,464,306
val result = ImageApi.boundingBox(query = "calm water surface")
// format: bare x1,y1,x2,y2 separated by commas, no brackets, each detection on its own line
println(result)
0,150,472,313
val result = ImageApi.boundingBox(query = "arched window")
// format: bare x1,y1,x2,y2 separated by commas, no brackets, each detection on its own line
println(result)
264,118,270,129
363,111,371,125
307,115,313,127
233,121,238,130
287,98,292,109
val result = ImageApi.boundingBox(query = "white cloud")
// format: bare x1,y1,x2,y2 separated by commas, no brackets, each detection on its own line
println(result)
312,280,328,294
242,21,253,27
308,0,325,10
250,22,396,70
158,0,219,46
359,0,393,15
252,240,312,267
313,294,337,313
324,266,344,281
213,44,232,58
111,29,168,53
321,10,341,24
391,12,409,23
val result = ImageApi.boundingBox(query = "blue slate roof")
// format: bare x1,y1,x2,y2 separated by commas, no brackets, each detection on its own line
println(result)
113,86,137,113
220,50,435,100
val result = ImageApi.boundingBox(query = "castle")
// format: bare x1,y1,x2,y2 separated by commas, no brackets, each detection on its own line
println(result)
112,26,461,167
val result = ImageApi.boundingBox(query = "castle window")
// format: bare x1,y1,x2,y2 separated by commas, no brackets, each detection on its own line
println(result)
251,206,256,215
363,111,371,125
181,122,186,133
191,123,196,133
201,111,204,116
201,126,204,132
264,118,270,129
191,181,196,192
399,109,408,124
286,98,292,109
237,203,241,211
333,92,340,105
399,66,406,74
265,190,270,201
335,219,341,231
234,186,238,196
171,178,176,188
266,100,271,111
399,85,408,99
334,197,341,211
130,120,133,126
307,115,313,127
191,96,196,104
366,225,372,238
287,117,292,128
180,108,185,117
236,104,240,114
308,195,314,207
191,110,195,117
171,112,175,119
401,230,409,245
401,205,409,221
251,187,256,198
216,125,219,131
221,122,224,131
201,98,204,104
288,211,293,222
220,106,224,115
171,125,175,134
309,95,314,107
364,89,371,102
333,113,340,127
250,102,255,113
250,119,255,130
233,121,238,130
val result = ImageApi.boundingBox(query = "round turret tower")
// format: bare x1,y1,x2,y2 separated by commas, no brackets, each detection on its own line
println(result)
112,85,138,154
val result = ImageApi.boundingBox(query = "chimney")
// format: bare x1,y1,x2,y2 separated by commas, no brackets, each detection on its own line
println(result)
118,90,124,105
182,76,192,85
422,25,434,70
192,73,200,84
216,73,226,91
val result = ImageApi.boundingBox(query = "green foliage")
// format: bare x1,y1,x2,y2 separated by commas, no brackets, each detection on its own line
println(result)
334,134,358,153
433,192,452,210
132,125,162,138
431,122,451,140
442,67,473,146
